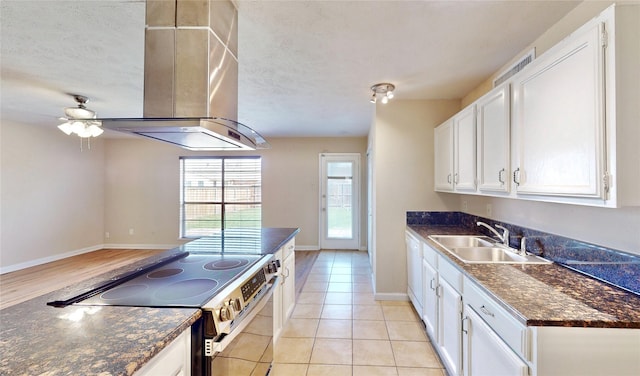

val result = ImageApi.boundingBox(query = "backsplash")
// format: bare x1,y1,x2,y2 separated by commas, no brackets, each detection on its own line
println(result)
407,211,640,296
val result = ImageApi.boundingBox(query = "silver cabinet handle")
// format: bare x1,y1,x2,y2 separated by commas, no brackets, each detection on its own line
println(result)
430,278,436,291
454,173,459,184
447,174,452,184
462,316,470,334
513,168,521,186
498,168,505,185
480,305,495,318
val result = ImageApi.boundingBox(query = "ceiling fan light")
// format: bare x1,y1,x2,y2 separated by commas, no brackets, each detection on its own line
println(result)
386,90,394,99
381,95,389,104
87,123,104,137
370,93,377,104
57,122,74,135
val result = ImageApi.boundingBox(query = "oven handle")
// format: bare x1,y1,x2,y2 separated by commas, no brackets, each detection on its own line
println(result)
208,275,278,355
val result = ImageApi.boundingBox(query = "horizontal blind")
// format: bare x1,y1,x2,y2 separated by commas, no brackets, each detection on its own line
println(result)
181,157,261,237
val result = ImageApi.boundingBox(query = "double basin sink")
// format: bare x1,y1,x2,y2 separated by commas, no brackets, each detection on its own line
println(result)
428,235,552,264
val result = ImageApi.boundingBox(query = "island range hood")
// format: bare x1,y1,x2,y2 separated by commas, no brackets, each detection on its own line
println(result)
100,0,269,151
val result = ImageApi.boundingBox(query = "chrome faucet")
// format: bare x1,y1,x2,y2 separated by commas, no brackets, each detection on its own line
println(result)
477,221,510,247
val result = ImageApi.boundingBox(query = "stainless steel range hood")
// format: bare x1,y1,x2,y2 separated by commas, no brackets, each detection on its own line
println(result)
99,117,268,151
101,0,269,150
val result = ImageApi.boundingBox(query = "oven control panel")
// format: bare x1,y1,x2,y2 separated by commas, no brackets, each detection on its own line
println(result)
241,268,266,302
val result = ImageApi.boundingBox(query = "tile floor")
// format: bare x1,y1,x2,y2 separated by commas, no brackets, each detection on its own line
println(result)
272,250,446,376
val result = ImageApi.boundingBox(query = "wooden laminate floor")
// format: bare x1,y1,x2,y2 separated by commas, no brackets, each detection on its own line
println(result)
0,249,320,310
0,249,165,310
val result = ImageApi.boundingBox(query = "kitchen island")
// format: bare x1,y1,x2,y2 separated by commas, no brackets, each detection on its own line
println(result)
0,227,299,376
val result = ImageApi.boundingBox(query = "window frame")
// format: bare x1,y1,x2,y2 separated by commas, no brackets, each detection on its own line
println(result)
179,156,262,238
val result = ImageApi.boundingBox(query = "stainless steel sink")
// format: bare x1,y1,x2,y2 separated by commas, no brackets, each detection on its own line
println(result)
428,235,493,248
428,235,552,264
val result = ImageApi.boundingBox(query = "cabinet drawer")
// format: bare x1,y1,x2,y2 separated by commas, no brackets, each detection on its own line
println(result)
282,239,295,259
464,277,529,361
438,256,462,292
422,242,438,267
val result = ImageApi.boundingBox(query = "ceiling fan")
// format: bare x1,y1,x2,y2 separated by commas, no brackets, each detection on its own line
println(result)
58,94,103,138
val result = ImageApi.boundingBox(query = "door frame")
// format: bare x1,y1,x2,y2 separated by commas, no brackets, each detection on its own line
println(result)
319,153,361,250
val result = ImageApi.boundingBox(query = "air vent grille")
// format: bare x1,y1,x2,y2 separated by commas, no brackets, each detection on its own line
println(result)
493,49,536,87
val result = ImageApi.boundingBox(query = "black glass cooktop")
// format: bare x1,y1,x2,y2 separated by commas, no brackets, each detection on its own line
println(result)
67,253,265,308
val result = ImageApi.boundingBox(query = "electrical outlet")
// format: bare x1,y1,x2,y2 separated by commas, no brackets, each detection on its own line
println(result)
462,200,468,212
129,228,134,235
105,232,110,239
486,203,493,217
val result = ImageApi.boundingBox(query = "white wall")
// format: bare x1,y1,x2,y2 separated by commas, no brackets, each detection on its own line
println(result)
0,120,105,272
457,1,640,255
370,100,460,296
104,136,368,250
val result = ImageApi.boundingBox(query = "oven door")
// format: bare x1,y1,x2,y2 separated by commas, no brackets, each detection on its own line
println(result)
209,276,277,376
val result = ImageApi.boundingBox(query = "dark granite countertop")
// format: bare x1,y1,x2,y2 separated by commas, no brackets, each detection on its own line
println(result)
407,225,640,329
0,227,300,375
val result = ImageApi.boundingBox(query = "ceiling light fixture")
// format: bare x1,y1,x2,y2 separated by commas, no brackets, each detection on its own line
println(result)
58,95,103,150
370,83,395,104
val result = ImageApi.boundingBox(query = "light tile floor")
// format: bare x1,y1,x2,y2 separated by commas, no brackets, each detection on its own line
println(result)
272,250,446,376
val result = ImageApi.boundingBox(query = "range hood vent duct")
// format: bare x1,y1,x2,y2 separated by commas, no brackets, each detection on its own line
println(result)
101,0,269,150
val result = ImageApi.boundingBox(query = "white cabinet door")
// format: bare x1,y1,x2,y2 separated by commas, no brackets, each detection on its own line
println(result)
422,258,438,339
463,305,528,376
454,105,477,192
513,21,605,198
438,277,463,376
272,249,284,343
477,85,510,193
406,232,423,313
435,119,454,191
135,330,190,376
281,250,296,321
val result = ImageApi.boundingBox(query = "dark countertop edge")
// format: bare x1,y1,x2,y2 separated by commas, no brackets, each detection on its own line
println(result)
262,227,300,254
406,225,640,329
129,309,202,376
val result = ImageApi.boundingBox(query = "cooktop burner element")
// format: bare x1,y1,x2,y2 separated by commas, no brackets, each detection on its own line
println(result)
70,253,266,308
204,258,250,270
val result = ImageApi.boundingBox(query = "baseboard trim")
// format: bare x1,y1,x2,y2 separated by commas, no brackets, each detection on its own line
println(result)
102,244,178,250
295,245,320,251
374,292,410,301
0,244,102,274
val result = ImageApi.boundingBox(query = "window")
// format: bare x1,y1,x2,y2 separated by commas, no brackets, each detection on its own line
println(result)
180,157,261,237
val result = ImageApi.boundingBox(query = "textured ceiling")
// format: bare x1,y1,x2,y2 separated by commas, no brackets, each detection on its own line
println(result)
1,0,581,139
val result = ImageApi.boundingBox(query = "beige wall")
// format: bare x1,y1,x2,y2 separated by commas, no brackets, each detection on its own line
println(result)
104,136,368,250
370,100,460,296
1,120,105,271
457,1,640,255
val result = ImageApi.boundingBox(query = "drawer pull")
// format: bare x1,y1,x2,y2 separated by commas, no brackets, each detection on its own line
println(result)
480,305,495,318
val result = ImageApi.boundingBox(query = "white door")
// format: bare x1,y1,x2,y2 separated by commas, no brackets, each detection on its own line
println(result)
320,153,360,250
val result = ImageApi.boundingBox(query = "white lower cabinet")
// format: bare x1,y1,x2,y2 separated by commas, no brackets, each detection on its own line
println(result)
463,305,528,376
406,231,423,314
135,329,191,376
438,274,462,376
421,257,438,338
419,241,463,376
273,238,296,344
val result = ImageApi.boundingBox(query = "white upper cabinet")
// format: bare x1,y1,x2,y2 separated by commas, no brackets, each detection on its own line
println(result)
434,119,454,191
433,4,639,207
435,107,477,193
477,85,510,194
453,106,477,192
512,21,605,199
